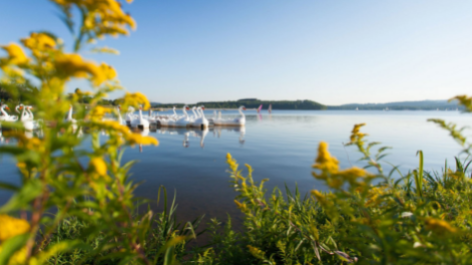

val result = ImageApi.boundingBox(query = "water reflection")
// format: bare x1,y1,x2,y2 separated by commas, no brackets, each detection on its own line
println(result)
212,126,246,145
0,127,44,144
1,110,470,228
0,121,245,151
153,126,245,148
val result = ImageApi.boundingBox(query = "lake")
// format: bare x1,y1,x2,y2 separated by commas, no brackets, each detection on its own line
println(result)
0,110,470,224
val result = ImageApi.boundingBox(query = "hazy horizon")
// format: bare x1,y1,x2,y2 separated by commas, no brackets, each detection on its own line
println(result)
1,0,471,104
149,98,454,106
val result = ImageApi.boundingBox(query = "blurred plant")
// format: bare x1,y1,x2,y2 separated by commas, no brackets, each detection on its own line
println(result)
0,1,200,264
211,97,472,264
428,95,472,154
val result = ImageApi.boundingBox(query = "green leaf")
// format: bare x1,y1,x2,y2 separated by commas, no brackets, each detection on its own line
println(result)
0,234,30,265
0,179,43,213
35,240,91,263
0,181,19,191
416,150,424,197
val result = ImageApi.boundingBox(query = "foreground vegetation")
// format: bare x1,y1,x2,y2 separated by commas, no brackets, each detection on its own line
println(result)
1,0,472,264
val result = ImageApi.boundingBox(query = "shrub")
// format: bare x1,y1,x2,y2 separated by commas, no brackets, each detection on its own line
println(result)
204,106,472,264
0,1,198,264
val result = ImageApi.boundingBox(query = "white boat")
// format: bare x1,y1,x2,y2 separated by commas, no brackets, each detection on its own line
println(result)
65,106,79,132
0,105,18,122
125,106,136,126
19,105,39,131
190,106,209,129
213,106,246,126
130,107,150,130
158,105,192,128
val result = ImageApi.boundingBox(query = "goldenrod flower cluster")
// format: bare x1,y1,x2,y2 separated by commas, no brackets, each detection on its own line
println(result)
234,200,248,212
0,215,30,264
312,142,370,189
1,35,118,89
21,32,56,58
451,95,472,112
89,106,112,121
247,245,266,260
424,217,457,235
55,53,116,86
126,132,159,146
3,131,44,153
0,44,29,65
118,92,151,110
226,153,238,172
89,157,108,179
348,123,367,145
311,190,334,208
365,186,386,207
313,142,339,172
91,120,159,147
447,168,465,180
0,215,30,241
51,0,136,39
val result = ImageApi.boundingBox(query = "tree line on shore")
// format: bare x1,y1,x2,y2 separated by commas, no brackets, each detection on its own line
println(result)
1,86,463,111
155,98,326,110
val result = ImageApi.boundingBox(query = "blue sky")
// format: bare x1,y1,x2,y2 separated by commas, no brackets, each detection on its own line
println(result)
1,0,471,105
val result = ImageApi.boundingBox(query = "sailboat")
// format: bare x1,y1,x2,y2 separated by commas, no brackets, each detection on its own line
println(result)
257,104,263,113
268,104,272,114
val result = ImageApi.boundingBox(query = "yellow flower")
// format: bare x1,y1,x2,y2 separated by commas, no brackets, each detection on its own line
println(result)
349,123,367,144
97,120,131,135
119,92,151,110
0,246,27,265
89,157,107,177
365,186,386,207
312,141,370,189
92,63,117,86
21,32,56,52
424,217,457,235
312,142,339,173
89,106,112,121
0,215,30,241
55,53,101,80
3,131,44,152
0,43,29,65
234,200,248,212
247,245,266,260
450,95,472,112
311,190,325,202
51,0,136,39
447,169,464,180
226,153,239,172
336,167,368,180
125,133,159,146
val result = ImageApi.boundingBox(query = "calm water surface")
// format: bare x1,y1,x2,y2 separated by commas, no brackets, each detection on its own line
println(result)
0,110,470,222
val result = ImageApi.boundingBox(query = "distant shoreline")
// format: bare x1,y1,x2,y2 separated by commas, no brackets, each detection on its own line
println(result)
151,108,462,111
151,98,462,111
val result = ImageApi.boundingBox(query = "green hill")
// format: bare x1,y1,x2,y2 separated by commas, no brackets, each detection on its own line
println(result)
153,99,326,110
328,100,463,110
